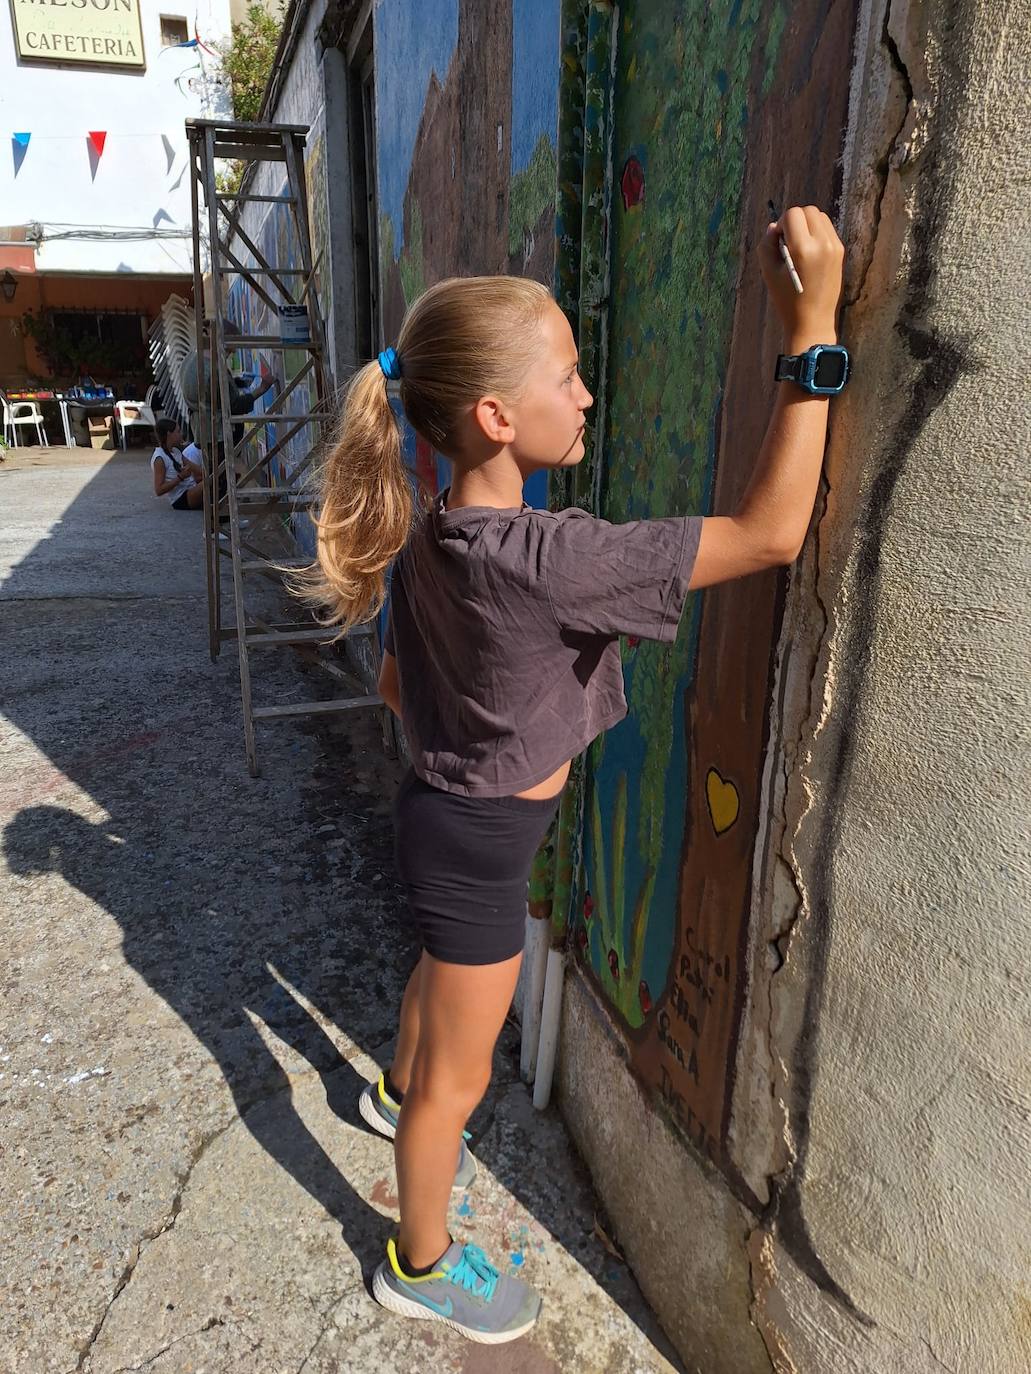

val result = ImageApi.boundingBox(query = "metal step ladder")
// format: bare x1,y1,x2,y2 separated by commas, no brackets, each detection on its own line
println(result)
186,117,383,776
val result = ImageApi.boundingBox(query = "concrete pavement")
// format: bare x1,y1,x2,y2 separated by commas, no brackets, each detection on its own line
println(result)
0,450,686,1373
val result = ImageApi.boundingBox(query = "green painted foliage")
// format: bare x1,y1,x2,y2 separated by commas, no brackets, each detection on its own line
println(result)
398,203,428,307
578,0,786,1011
508,134,559,258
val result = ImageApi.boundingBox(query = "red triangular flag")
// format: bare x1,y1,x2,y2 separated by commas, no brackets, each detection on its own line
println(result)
88,131,107,156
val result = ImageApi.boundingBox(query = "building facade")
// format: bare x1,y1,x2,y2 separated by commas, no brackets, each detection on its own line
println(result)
1,0,232,397
222,2,1031,1370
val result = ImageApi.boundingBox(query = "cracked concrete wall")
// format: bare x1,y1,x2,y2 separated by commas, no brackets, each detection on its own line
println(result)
560,1,1030,1371
743,1,1031,1370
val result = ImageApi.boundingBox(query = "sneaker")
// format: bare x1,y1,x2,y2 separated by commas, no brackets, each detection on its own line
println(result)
372,1237,542,1343
359,1074,477,1191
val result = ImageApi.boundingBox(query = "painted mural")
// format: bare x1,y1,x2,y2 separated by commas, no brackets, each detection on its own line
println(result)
373,0,562,510
553,0,857,1191
574,0,787,1158
304,119,331,333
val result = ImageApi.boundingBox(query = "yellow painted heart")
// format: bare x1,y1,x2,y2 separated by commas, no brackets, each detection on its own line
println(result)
706,768,739,836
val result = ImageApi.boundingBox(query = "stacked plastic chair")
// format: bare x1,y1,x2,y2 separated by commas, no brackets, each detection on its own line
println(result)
147,293,196,436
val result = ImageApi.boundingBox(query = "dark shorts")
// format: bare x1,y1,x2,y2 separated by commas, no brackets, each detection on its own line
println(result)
170,489,196,510
393,768,560,966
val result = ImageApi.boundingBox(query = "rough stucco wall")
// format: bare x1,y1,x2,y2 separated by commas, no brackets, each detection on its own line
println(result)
744,1,1031,1370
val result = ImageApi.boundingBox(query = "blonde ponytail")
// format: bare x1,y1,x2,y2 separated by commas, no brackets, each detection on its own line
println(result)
292,359,412,632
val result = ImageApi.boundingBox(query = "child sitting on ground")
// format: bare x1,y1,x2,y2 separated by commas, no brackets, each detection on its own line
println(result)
151,418,203,511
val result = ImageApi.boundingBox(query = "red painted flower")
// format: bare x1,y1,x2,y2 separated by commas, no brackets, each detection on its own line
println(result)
583,892,595,922
627,636,641,649
621,156,645,210
639,980,652,1015
608,949,620,981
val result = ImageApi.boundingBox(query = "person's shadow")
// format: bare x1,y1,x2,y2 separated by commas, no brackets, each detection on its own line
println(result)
3,792,406,1273
0,450,418,1280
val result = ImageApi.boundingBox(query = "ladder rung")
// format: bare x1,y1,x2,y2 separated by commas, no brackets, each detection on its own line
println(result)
216,194,297,204
244,627,351,647
213,143,287,163
187,116,309,135
220,622,375,642
232,487,315,501
222,336,322,350
252,695,383,720
239,558,309,572
220,500,317,516
221,619,323,632
218,267,308,275
236,411,333,422
221,505,316,519
215,547,298,571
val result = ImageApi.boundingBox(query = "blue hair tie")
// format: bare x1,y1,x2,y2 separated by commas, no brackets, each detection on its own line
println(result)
377,347,402,381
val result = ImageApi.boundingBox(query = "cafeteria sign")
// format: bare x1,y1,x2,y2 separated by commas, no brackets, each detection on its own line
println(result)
11,0,146,70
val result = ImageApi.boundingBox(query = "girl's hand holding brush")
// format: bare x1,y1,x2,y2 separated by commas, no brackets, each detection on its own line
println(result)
758,204,845,351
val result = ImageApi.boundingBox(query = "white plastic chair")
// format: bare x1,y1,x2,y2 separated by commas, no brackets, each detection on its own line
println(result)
115,384,163,449
1,391,49,447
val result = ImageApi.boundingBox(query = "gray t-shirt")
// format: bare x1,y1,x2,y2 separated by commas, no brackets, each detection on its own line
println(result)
385,490,702,797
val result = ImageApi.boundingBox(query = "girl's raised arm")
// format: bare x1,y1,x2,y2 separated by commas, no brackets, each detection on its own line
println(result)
690,205,846,590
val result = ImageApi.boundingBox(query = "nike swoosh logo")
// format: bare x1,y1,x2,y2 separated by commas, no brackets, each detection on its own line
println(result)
401,1283,452,1318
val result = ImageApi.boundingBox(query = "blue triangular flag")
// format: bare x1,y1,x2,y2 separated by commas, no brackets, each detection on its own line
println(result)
12,133,30,175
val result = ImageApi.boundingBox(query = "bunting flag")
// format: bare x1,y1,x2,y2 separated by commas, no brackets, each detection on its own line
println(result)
87,130,107,182
6,130,195,178
12,132,30,176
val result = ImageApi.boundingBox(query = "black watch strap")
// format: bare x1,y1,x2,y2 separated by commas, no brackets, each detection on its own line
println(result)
775,353,802,383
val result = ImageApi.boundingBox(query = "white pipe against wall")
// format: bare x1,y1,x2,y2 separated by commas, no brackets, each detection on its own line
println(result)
532,947,566,1110
519,913,550,1083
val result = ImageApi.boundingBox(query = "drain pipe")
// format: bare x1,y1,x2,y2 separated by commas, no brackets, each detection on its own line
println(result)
519,912,550,1082
532,945,566,1110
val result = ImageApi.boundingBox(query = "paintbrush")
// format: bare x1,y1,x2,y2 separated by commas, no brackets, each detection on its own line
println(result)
767,200,804,295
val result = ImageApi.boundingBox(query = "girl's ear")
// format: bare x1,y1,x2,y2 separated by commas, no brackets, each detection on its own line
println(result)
472,395,516,445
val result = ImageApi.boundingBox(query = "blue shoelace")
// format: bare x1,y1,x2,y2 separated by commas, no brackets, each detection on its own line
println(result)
447,1244,499,1302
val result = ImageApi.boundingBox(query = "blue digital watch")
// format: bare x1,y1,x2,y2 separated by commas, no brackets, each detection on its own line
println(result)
775,344,851,396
